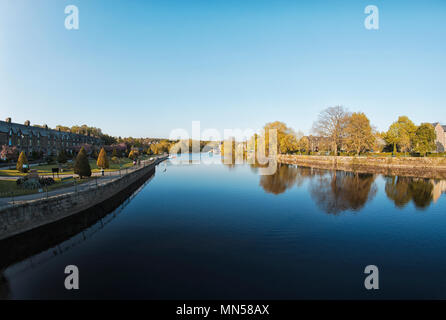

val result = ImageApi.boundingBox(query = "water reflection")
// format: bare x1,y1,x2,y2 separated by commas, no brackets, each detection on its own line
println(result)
259,164,298,195
384,176,440,209
309,171,377,214
251,162,446,213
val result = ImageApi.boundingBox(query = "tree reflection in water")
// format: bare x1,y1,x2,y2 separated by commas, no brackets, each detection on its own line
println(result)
259,164,299,195
225,160,444,213
309,171,377,215
385,176,433,209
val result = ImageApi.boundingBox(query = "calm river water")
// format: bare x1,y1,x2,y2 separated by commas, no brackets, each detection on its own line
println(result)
1,154,446,299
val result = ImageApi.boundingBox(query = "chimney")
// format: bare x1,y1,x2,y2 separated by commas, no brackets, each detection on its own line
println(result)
44,124,48,129
5,117,11,123
24,120,30,126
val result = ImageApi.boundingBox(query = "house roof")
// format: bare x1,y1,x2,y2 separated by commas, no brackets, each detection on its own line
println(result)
430,123,446,132
0,120,101,141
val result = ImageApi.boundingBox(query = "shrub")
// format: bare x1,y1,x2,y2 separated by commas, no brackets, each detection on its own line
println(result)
46,156,56,164
427,152,446,158
74,147,92,178
16,177,41,190
39,177,55,186
16,177,26,186
97,147,110,169
57,150,68,164
16,151,29,173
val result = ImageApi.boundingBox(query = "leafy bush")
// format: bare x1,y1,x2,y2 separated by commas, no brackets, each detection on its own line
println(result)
16,177,26,186
46,156,56,165
369,152,393,157
22,179,41,190
16,177,41,190
39,177,55,186
427,153,446,158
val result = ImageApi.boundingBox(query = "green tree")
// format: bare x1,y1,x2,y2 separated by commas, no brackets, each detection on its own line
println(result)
57,150,68,164
74,147,92,178
97,147,110,169
16,151,29,173
112,148,118,158
413,123,436,156
385,116,417,154
344,112,375,155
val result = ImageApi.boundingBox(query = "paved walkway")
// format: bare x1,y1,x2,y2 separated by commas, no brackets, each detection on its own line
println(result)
0,157,164,207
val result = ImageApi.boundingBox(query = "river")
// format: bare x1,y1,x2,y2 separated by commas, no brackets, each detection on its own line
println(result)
1,154,446,299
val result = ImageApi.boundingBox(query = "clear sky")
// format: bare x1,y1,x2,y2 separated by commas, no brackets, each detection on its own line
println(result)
1,0,445,138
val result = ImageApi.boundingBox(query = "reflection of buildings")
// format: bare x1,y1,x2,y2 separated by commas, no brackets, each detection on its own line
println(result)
431,180,446,203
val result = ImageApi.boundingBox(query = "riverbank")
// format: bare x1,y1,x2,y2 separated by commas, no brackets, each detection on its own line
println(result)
277,154,446,179
0,156,167,240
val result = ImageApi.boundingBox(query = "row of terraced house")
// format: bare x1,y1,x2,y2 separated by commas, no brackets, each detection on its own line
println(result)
0,117,102,158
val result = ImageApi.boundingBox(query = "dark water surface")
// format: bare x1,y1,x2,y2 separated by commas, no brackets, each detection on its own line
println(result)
1,154,446,299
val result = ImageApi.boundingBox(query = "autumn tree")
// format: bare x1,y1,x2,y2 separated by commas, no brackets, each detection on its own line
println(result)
297,136,310,154
262,121,299,155
74,147,92,178
312,106,350,155
16,151,29,173
97,147,110,169
413,123,436,156
344,112,375,155
128,149,139,160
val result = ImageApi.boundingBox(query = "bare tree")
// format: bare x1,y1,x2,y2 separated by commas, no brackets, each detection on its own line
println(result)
312,106,350,155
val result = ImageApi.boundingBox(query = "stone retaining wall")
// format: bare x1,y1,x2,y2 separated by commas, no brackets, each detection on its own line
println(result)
0,157,167,240
277,154,446,179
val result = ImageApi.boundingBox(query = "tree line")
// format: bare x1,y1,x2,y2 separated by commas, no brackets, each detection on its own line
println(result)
238,106,437,157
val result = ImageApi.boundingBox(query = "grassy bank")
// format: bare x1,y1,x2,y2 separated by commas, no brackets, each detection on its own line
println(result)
0,156,146,177
0,178,92,198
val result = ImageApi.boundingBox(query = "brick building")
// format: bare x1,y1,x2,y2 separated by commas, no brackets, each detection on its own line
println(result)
0,117,102,158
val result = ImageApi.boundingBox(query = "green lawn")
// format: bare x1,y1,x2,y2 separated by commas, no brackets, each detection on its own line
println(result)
0,178,92,198
0,156,146,177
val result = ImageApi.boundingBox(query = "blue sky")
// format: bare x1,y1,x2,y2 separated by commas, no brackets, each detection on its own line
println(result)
1,0,445,138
